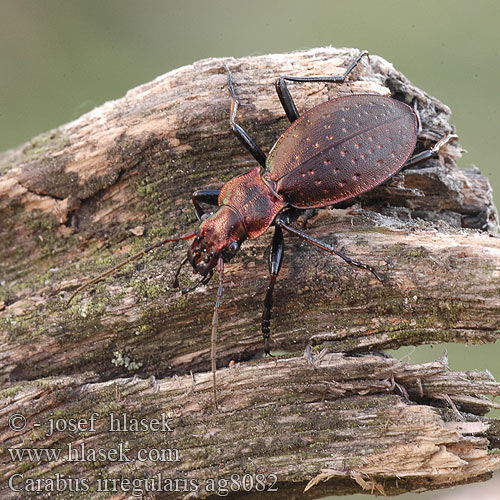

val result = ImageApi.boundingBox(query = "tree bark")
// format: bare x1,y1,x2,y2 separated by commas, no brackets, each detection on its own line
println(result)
1,47,499,498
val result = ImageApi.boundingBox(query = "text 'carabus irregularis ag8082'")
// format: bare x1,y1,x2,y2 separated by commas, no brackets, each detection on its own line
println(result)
68,51,456,407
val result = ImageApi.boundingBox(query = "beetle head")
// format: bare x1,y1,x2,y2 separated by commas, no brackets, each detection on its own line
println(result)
188,206,247,276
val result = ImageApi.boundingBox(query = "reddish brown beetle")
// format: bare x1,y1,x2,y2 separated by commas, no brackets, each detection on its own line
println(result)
68,52,455,407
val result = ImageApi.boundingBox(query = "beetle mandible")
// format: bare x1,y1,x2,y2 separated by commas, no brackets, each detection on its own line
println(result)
68,51,456,407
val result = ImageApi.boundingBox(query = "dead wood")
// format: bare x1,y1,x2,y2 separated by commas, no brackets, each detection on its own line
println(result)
0,47,499,498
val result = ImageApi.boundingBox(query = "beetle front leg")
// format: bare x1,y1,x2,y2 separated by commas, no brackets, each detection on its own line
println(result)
262,225,285,355
192,189,220,221
275,50,369,123
171,189,217,288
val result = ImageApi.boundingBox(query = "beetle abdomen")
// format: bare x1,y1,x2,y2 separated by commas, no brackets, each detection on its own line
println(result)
265,94,418,208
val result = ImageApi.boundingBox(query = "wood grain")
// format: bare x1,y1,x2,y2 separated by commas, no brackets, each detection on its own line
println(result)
1,47,499,498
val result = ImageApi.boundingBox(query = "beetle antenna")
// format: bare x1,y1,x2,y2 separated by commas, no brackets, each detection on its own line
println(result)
66,231,197,306
211,255,224,409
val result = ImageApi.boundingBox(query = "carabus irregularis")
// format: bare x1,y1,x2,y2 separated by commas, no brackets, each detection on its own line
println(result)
68,51,456,407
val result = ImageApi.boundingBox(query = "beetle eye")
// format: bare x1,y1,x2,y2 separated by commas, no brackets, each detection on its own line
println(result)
228,241,239,254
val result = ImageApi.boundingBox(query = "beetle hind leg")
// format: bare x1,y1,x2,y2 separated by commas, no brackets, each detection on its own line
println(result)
403,133,458,168
276,215,386,282
404,98,458,168
275,50,369,123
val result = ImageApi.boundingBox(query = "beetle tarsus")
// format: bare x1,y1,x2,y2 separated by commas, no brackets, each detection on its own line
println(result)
432,133,458,154
403,133,458,168
173,257,188,288
263,335,274,357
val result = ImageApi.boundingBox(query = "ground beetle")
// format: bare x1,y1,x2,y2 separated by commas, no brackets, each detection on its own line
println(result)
68,51,456,407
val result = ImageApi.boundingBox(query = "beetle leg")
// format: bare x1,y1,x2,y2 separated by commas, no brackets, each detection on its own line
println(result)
192,189,220,221
275,50,369,123
224,64,267,168
276,216,386,282
275,78,300,123
406,99,458,167
262,225,285,355
403,133,458,168
181,269,213,294
172,256,189,288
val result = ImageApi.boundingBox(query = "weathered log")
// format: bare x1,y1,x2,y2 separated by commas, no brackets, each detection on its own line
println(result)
0,47,499,498
1,353,500,499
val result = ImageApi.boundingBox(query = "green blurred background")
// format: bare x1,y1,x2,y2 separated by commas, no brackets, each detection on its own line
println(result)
1,1,498,498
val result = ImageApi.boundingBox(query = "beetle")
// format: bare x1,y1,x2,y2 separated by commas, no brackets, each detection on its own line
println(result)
68,51,455,407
